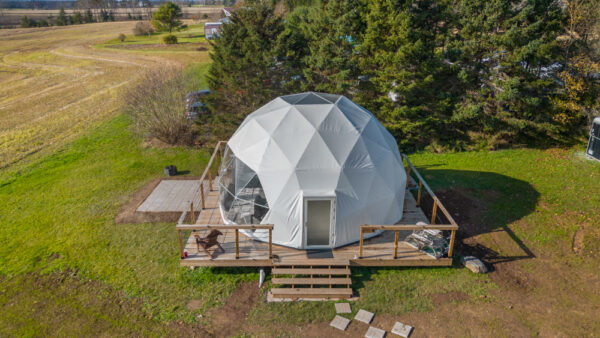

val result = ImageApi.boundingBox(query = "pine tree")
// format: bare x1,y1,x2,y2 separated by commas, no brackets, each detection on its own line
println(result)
356,0,454,149
152,2,183,33
299,0,365,95
448,0,566,147
56,7,68,26
206,2,285,137
85,9,94,23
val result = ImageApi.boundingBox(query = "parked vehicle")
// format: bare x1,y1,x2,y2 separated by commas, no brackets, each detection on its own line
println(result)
587,117,600,162
185,90,210,120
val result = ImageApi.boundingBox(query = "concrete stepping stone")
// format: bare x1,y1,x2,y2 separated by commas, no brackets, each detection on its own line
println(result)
335,302,352,314
330,315,351,331
365,326,386,338
355,309,374,324
391,322,413,337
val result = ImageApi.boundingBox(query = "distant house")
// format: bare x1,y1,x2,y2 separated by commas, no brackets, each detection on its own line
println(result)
222,7,236,17
204,22,222,40
204,7,239,40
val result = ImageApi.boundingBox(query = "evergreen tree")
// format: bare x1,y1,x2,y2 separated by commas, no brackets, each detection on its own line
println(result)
299,0,365,95
152,2,183,33
446,0,566,148
357,0,454,149
72,11,82,24
206,2,285,137
56,7,67,26
85,9,94,23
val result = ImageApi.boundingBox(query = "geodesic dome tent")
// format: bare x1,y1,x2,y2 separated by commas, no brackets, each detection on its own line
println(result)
218,92,406,249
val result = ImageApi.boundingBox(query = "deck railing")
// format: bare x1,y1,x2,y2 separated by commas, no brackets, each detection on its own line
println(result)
179,140,227,224
358,154,459,259
176,224,274,259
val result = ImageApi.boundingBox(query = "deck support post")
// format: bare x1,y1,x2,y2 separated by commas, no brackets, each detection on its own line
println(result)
359,226,364,259
235,229,239,259
417,181,423,206
448,230,456,257
178,230,184,258
431,199,438,225
393,230,399,259
190,202,195,224
268,228,273,259
200,183,205,210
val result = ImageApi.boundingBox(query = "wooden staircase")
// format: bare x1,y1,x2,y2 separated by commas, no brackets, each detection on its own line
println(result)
270,259,353,300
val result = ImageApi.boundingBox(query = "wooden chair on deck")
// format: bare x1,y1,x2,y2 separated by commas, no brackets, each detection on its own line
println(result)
194,229,225,259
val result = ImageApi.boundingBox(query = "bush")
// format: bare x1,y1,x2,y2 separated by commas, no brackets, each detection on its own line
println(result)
124,67,200,145
162,34,178,44
118,33,126,42
133,21,154,36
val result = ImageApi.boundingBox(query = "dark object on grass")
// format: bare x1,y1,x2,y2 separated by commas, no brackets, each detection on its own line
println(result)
587,117,600,162
194,229,225,258
164,165,177,176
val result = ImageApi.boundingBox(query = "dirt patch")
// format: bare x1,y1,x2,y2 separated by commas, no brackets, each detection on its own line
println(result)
201,281,260,337
186,299,204,311
114,176,200,224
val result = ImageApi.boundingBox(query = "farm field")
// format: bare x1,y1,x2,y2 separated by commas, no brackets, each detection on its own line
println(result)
0,21,209,173
0,7,223,27
1,22,599,337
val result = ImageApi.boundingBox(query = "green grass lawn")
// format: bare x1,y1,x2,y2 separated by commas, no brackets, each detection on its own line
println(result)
1,89,598,335
98,24,209,49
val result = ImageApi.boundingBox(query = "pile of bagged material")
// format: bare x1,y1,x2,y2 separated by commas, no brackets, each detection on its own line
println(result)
405,229,449,259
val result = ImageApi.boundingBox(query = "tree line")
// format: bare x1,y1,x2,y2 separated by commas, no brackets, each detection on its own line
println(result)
206,0,600,151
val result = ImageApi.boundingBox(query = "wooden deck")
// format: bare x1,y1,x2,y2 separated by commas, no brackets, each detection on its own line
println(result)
179,184,452,267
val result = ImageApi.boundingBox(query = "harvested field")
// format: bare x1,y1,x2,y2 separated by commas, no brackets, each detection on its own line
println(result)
0,21,209,172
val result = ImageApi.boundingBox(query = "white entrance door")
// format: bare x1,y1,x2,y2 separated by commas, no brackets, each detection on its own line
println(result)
304,198,334,248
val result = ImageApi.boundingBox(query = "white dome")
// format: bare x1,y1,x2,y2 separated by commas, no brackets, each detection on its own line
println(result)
218,92,406,249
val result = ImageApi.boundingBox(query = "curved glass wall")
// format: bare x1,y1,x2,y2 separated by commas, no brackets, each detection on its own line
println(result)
218,146,269,224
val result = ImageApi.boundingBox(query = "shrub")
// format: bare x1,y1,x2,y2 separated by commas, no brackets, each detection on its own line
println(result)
133,21,154,36
162,34,178,44
118,33,126,42
202,13,208,19
124,67,200,145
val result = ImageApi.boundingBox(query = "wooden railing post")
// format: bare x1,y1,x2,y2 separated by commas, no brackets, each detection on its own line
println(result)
431,199,438,225
393,230,399,259
178,230,184,258
359,226,364,258
235,229,239,259
268,228,273,259
448,230,456,257
406,165,412,188
190,201,195,224
417,181,423,206
200,183,206,210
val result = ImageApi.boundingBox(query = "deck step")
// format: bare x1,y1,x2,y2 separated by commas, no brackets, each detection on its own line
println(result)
272,267,351,275
272,277,351,285
270,287,353,299
273,259,350,266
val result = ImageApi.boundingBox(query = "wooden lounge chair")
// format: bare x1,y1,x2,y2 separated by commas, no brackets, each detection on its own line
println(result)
194,229,225,258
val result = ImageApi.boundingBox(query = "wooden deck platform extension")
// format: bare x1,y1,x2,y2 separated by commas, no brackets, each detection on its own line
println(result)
178,186,452,267
175,141,458,269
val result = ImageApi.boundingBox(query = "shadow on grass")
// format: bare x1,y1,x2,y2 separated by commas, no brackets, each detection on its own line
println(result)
352,168,540,288
412,168,540,269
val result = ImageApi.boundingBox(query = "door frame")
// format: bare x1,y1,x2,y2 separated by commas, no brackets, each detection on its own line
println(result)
303,196,336,249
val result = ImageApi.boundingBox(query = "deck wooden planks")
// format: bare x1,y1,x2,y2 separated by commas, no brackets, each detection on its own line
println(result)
179,186,452,267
